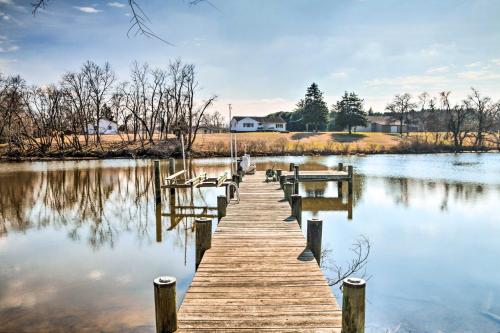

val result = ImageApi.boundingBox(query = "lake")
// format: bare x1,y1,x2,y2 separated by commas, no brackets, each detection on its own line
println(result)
0,154,499,332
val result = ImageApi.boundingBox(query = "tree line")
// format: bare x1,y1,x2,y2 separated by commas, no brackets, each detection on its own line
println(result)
0,59,218,154
270,83,500,150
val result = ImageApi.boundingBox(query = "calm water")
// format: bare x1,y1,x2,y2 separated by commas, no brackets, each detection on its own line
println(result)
0,154,499,332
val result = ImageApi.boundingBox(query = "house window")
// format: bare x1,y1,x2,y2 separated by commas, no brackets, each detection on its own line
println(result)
243,123,254,128
276,124,284,129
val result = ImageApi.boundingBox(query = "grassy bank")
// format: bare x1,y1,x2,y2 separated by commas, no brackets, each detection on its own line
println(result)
1,132,497,161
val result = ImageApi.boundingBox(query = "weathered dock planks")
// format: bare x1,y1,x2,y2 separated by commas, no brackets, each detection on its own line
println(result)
176,172,342,332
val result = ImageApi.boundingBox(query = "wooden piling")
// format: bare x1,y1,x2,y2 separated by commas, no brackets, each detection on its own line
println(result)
168,158,175,174
279,175,286,189
348,195,353,220
293,165,300,194
283,182,293,203
289,162,295,172
153,276,177,333
217,195,227,220
168,158,176,196
232,174,240,186
291,194,302,226
195,218,212,270
155,203,162,243
348,165,354,195
338,162,344,172
154,160,161,205
307,218,323,265
276,169,282,182
341,277,366,333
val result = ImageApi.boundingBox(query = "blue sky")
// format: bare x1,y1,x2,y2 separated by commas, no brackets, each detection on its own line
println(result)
1,0,500,116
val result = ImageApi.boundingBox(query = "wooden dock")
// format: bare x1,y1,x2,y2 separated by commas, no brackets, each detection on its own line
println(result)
176,171,342,332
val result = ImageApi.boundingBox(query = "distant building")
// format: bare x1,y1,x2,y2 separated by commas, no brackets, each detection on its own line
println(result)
354,116,407,133
196,126,227,134
230,116,287,132
86,119,118,135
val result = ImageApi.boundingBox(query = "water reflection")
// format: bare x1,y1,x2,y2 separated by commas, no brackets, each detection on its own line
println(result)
0,154,499,332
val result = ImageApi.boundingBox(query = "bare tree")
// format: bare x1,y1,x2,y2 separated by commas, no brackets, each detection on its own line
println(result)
467,88,498,148
321,235,371,287
441,91,473,152
82,61,116,147
386,93,417,136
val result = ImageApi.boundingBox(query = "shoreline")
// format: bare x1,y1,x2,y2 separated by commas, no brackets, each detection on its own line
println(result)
1,147,497,162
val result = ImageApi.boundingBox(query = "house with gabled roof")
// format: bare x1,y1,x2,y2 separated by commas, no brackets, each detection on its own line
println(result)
230,116,287,132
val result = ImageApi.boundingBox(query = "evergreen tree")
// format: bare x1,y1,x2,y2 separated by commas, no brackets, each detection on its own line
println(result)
300,83,329,131
334,92,367,134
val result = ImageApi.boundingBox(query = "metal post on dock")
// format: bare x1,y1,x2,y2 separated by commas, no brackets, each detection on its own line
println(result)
153,276,177,333
283,182,293,203
341,277,366,333
154,160,162,205
348,165,354,195
217,195,227,221
307,218,323,265
279,175,286,189
291,194,302,227
195,218,212,270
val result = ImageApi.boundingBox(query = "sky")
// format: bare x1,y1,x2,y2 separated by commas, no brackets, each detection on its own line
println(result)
1,0,500,117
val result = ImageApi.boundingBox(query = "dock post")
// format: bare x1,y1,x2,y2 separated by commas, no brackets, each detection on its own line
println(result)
279,175,286,189
154,160,162,205
289,162,295,172
307,218,323,265
283,182,293,203
168,158,176,196
348,165,354,195
155,203,162,243
337,163,344,198
293,165,299,194
291,194,302,227
342,277,366,333
217,195,227,221
168,158,175,174
153,276,177,333
232,174,240,187
347,195,353,220
276,169,282,182
195,218,212,270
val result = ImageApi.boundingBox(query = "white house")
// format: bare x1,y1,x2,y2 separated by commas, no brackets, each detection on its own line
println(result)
86,119,118,135
230,116,287,132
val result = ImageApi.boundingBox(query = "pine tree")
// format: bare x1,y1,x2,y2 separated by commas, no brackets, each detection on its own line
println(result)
334,92,367,134
301,83,329,131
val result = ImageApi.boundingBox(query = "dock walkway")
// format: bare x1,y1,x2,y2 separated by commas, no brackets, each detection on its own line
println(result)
177,172,342,332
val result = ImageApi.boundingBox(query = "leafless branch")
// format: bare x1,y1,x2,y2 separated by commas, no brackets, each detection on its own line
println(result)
322,235,371,288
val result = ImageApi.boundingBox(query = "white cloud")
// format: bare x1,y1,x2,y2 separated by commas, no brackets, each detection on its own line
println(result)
0,0,13,5
465,62,481,68
456,70,500,81
108,2,126,8
74,6,102,14
491,59,500,66
330,71,348,79
427,66,449,74
364,74,448,88
0,45,19,52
